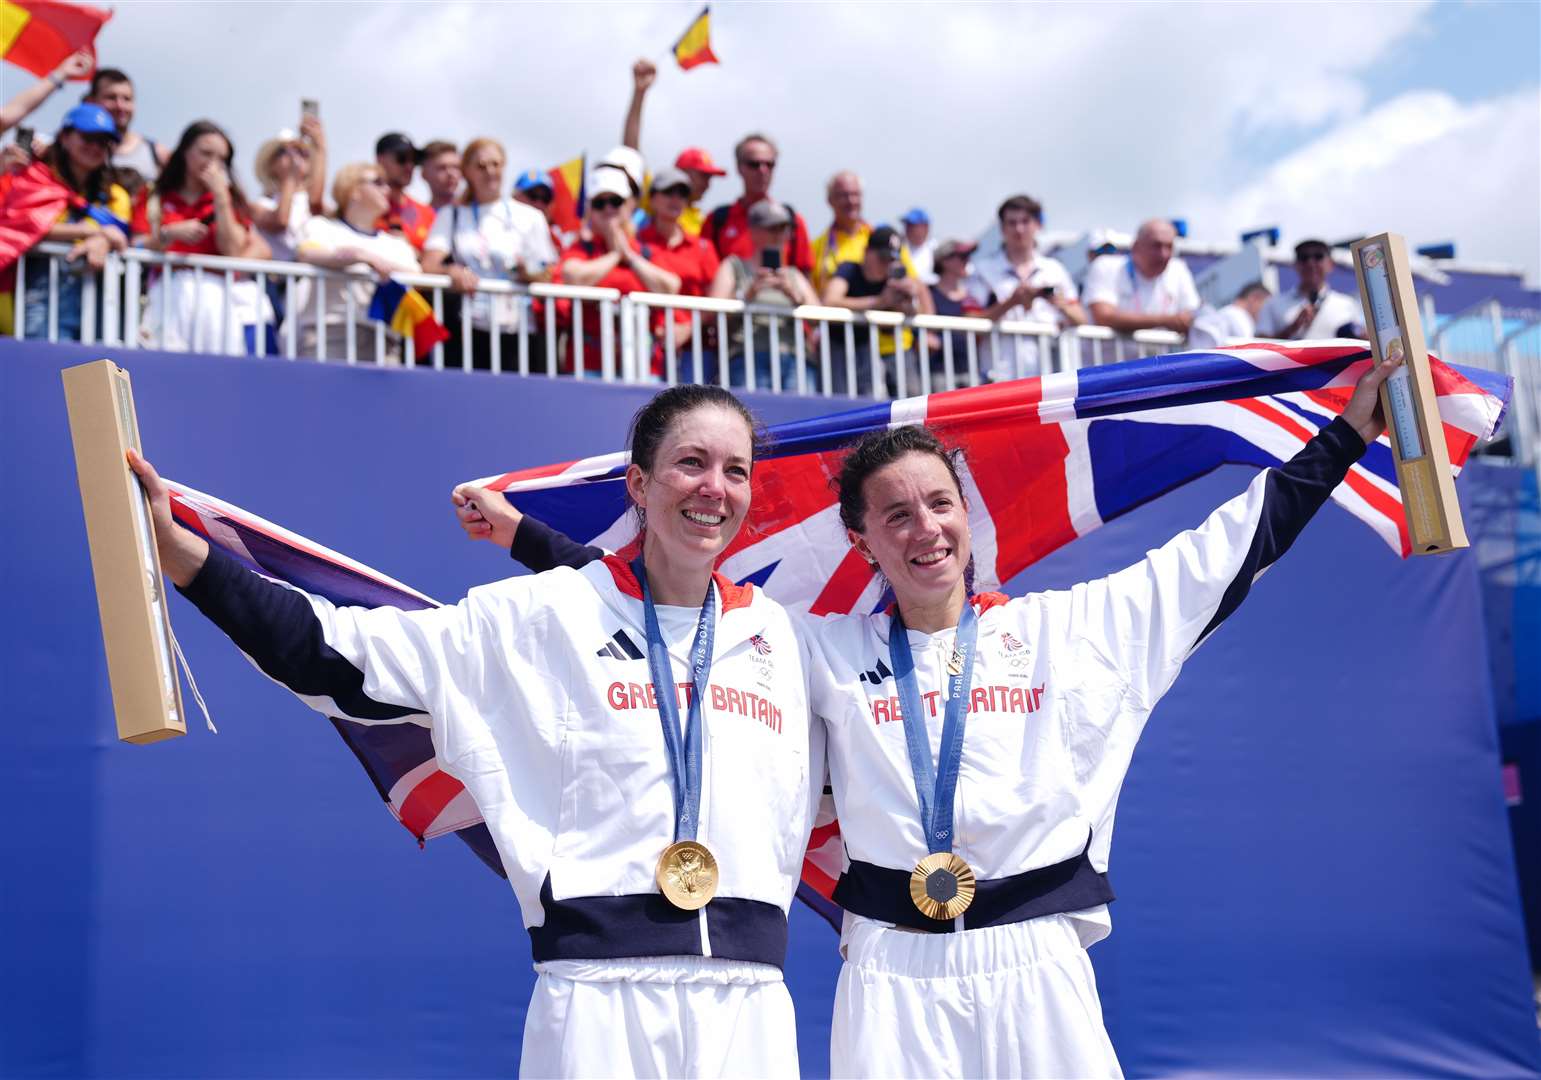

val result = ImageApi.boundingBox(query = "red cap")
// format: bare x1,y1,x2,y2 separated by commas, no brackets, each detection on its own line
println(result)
674,147,726,176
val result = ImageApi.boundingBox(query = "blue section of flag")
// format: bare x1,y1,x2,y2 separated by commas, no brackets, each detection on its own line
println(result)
367,280,407,323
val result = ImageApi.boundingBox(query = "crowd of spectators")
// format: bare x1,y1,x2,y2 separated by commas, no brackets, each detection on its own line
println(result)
0,52,1364,386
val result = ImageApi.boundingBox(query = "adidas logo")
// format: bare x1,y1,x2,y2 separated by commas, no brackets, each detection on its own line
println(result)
858,659,893,686
596,629,644,661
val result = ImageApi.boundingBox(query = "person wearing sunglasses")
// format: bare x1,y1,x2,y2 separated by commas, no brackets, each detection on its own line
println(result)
560,169,682,374
637,167,721,372
373,132,434,252
1256,238,1366,340
293,163,421,362
513,168,567,250
700,133,812,276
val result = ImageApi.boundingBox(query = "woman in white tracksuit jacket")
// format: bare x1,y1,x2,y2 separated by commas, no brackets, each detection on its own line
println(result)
130,385,822,1080
479,356,1398,1078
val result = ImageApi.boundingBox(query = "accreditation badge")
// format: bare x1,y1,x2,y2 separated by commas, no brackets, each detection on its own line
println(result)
656,840,719,910
910,851,976,920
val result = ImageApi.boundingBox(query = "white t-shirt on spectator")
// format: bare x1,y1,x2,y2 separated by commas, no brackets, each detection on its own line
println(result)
1187,302,1256,350
964,247,1075,380
293,217,420,358
1256,286,1364,340
907,239,937,285
1080,253,1200,318
423,198,557,329
253,191,313,264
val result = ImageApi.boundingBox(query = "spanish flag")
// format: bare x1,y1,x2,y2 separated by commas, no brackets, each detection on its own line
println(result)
548,153,586,237
673,5,717,71
368,281,450,362
0,0,111,79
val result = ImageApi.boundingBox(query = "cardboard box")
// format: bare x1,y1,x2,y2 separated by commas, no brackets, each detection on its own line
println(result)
1350,233,1468,554
62,360,186,743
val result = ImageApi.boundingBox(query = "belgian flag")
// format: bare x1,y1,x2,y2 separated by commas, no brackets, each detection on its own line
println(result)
672,5,718,71
0,0,110,79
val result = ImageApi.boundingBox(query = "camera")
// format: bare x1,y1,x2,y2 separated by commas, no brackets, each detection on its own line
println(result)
887,259,907,282
760,248,782,271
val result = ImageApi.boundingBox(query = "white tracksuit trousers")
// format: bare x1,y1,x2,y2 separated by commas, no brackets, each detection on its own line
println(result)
830,914,1122,1079
519,956,799,1079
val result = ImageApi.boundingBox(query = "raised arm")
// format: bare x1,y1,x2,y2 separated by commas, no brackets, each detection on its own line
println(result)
130,450,476,722
452,481,604,572
0,50,91,133
1071,353,1394,707
621,59,656,150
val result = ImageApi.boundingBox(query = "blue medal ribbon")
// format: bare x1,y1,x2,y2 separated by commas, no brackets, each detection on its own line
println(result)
632,556,717,843
888,603,979,855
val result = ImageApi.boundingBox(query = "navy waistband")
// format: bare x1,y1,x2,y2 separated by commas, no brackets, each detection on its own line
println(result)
528,875,789,969
833,849,1114,933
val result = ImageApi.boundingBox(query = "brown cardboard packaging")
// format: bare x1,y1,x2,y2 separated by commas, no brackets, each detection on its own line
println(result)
62,360,186,743
1350,233,1469,554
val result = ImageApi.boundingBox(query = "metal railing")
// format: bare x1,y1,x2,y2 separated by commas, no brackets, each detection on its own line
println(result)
10,242,1533,464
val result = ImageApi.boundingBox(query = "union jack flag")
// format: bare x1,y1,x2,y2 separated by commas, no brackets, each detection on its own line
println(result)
164,343,1511,915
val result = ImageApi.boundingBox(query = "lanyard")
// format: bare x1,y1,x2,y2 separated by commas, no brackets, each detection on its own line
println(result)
888,603,979,855
632,556,717,843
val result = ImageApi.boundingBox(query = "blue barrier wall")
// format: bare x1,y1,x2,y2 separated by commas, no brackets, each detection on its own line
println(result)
3,341,1537,1078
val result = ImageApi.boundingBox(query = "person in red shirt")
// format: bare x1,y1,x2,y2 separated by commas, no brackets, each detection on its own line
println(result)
374,132,434,252
559,169,680,374
635,166,720,371
138,120,274,353
699,132,812,274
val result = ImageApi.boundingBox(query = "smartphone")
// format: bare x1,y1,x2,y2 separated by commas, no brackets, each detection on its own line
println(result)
760,248,781,271
300,98,320,121
14,126,34,157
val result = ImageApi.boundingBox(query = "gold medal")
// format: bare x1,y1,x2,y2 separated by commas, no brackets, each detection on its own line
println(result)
656,840,719,910
910,851,976,920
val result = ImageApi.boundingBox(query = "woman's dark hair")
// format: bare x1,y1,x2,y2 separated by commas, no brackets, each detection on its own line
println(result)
42,136,110,204
837,425,967,534
157,120,250,217
626,385,761,474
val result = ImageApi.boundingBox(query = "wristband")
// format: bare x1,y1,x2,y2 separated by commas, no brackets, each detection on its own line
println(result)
50,72,66,89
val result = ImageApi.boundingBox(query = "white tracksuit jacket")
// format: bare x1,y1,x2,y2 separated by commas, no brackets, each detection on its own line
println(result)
179,551,820,968
802,417,1368,940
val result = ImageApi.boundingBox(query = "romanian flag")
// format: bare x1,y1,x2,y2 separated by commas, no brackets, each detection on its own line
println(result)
547,153,585,237
0,0,111,79
673,5,717,71
367,281,449,362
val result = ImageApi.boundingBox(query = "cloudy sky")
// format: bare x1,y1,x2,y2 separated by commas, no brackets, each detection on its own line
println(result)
9,0,1540,282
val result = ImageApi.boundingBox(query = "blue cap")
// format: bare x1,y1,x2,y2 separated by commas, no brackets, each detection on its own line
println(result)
61,103,119,141
900,207,929,226
514,168,554,193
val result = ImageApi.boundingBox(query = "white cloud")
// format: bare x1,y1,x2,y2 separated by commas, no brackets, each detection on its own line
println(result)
8,1,1535,280
1201,88,1541,275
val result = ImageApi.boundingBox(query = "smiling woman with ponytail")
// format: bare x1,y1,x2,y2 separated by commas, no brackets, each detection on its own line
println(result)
129,383,819,1078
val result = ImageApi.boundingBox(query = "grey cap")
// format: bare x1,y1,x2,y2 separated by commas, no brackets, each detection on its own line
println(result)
650,166,692,193
747,200,792,228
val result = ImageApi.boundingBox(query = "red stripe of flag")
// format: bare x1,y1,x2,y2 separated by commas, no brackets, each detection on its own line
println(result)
397,769,467,839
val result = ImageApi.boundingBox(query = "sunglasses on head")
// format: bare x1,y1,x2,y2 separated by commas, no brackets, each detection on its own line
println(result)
591,195,625,211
